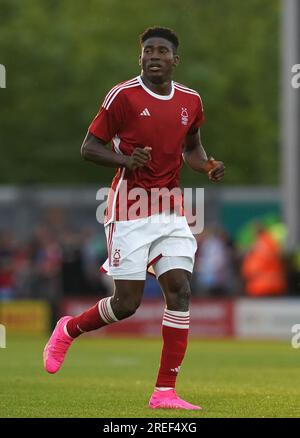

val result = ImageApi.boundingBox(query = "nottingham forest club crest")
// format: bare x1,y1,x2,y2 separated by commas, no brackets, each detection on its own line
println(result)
181,108,188,125
112,249,121,267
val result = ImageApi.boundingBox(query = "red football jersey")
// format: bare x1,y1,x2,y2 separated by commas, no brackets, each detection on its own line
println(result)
89,76,204,224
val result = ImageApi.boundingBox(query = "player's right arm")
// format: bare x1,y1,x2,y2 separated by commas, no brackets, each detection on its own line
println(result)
81,88,151,171
81,132,151,171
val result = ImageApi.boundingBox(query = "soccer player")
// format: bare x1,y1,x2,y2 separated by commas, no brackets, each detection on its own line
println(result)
43,26,225,410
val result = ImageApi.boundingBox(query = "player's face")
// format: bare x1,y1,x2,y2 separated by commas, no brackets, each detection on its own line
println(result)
139,37,179,83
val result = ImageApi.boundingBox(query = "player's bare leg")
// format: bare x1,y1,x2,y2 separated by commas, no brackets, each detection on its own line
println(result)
149,268,201,410
43,280,144,373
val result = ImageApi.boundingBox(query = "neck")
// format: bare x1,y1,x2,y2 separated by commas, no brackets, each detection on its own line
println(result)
140,73,172,96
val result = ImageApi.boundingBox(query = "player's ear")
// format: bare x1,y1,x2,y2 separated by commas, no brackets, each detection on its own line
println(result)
138,54,142,66
173,54,180,67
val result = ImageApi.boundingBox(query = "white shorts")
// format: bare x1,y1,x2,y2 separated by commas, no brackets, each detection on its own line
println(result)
100,212,197,280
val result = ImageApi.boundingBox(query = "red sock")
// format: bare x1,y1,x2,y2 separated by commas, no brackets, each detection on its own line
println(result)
66,297,118,338
155,309,190,388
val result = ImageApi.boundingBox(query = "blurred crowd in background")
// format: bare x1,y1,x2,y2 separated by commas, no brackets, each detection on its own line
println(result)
1,208,300,303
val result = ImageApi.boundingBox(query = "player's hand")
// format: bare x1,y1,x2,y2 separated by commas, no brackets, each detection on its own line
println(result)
125,146,152,171
206,157,225,182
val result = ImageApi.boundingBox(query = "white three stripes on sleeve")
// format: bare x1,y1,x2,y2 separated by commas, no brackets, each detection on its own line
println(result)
174,83,203,108
102,78,138,107
102,78,139,110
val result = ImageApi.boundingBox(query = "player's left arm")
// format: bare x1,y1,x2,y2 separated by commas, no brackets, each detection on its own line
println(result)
183,129,225,182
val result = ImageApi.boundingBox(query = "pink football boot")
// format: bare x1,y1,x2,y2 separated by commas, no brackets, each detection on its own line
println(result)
43,316,74,374
149,389,202,410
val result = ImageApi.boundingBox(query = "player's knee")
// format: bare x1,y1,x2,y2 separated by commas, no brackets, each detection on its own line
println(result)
176,283,191,303
111,293,142,319
121,299,141,318
171,276,191,297
165,279,191,309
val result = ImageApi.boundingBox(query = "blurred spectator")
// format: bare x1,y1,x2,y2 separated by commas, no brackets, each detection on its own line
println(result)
241,224,287,297
28,225,62,299
0,232,16,300
193,228,239,296
81,226,112,295
285,248,300,294
60,228,86,296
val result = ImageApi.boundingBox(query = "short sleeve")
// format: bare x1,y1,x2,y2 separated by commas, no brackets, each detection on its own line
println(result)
188,95,205,135
89,90,124,143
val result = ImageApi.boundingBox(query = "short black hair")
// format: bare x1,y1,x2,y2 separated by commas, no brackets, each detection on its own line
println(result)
140,26,179,53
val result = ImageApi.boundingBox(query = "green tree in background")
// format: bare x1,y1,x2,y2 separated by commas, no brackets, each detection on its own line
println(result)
0,0,280,185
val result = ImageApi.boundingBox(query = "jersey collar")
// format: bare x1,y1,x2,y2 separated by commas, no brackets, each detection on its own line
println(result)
137,75,174,100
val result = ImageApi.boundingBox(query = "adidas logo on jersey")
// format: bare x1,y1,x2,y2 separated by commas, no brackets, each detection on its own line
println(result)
140,108,151,116
170,366,181,374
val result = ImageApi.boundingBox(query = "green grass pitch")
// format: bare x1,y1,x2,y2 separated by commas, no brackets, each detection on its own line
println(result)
1,335,300,418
